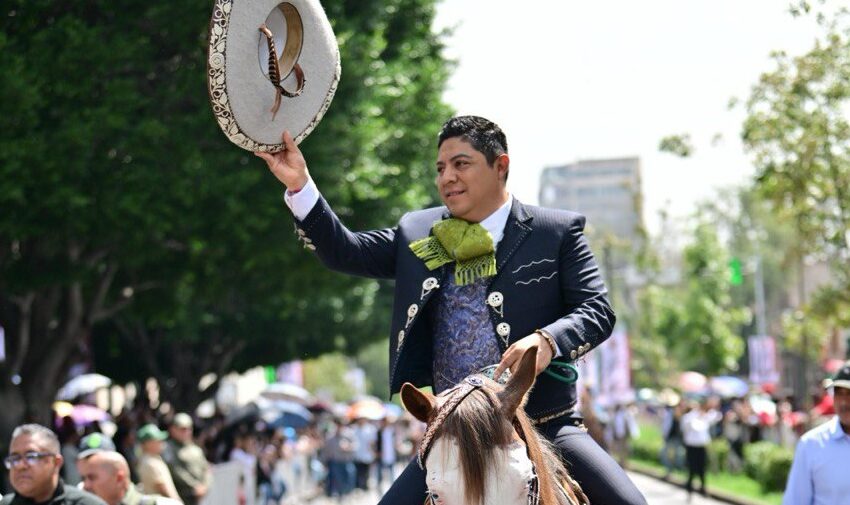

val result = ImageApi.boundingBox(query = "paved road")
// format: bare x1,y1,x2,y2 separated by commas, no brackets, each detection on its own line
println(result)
295,471,735,504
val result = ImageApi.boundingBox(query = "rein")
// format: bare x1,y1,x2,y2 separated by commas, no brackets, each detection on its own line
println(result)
418,375,485,469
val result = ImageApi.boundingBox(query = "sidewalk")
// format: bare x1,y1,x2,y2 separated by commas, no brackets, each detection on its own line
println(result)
628,462,776,505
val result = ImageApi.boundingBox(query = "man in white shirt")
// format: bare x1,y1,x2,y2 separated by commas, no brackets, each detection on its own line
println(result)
783,361,850,505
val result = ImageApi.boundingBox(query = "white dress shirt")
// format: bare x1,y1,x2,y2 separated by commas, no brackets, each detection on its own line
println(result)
783,416,850,505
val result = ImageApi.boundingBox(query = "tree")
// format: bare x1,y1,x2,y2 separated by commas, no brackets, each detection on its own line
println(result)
0,0,452,444
741,3,850,328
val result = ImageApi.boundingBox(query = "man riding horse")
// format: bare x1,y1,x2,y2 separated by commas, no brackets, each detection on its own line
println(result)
257,115,647,505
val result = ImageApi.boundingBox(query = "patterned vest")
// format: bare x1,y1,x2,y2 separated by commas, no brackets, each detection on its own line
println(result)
429,268,502,393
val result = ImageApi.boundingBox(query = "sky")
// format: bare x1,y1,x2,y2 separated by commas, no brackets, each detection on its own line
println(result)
433,1,824,235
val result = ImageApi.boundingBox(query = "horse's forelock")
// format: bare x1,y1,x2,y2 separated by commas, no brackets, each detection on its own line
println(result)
434,380,584,505
439,386,514,505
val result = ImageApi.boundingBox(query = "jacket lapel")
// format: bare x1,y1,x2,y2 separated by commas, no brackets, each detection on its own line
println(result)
493,198,533,278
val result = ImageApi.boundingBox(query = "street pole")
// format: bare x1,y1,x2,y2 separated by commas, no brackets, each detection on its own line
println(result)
753,255,767,337
798,253,810,410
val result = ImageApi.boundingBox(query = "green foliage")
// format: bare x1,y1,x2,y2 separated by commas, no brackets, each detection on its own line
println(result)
741,5,850,327
354,338,390,400
658,134,694,158
303,353,355,402
633,219,750,379
708,438,730,474
743,441,793,493
629,422,663,462
0,0,453,415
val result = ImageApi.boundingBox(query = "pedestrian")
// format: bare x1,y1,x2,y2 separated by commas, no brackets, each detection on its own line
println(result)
680,398,721,497
609,403,639,468
351,418,377,491
783,361,850,504
257,115,646,505
660,398,684,477
163,414,211,505
78,451,181,505
135,424,181,501
57,417,82,486
375,417,398,493
1,423,105,505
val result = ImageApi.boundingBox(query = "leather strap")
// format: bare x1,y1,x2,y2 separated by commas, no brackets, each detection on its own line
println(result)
258,24,305,119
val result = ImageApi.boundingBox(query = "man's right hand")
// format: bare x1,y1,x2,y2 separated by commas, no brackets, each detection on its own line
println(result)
255,130,309,192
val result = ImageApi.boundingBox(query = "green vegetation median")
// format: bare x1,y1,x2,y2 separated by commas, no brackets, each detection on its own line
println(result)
629,423,789,505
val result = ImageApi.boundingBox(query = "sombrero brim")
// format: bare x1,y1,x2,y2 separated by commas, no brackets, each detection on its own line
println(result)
208,0,340,152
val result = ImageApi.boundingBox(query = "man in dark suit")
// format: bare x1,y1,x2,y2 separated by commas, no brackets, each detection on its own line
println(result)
257,116,646,504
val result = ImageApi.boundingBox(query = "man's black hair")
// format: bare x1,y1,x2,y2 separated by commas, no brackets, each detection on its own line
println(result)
437,116,508,167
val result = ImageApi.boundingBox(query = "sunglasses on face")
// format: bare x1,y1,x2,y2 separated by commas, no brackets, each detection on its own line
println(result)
4,451,56,470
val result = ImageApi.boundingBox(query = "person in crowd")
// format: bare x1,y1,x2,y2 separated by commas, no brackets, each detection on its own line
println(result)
1,423,105,505
351,418,376,491
163,414,211,505
320,420,356,498
256,116,645,505
660,399,684,478
375,417,398,493
255,444,283,505
135,425,180,502
77,433,116,462
680,398,721,498
721,399,746,473
78,451,181,505
609,403,639,468
228,432,257,492
783,361,850,505
57,417,82,486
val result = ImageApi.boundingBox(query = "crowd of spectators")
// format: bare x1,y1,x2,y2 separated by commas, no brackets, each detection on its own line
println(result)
2,398,424,505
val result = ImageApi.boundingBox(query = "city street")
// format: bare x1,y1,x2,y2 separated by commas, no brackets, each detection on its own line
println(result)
299,471,738,505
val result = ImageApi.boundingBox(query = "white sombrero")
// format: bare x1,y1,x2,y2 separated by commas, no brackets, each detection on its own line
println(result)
207,0,340,152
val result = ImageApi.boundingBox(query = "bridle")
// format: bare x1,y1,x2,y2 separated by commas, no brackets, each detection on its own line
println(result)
418,375,487,469
417,375,547,505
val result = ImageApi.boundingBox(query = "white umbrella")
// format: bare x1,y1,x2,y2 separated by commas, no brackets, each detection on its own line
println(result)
57,373,112,400
260,383,313,404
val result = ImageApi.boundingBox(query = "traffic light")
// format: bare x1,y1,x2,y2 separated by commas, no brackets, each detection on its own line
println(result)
729,257,743,286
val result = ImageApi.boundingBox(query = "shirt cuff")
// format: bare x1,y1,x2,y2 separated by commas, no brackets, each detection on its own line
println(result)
283,178,320,221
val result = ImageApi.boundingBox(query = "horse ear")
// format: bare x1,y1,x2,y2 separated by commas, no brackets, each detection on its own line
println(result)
400,382,437,423
498,345,538,415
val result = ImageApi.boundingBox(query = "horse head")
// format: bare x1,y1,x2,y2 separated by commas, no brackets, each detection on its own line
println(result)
401,346,587,505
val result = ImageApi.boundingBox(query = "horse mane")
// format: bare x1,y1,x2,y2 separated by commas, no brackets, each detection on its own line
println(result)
438,381,584,505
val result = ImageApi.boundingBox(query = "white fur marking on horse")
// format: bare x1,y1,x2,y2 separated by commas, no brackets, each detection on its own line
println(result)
425,438,534,505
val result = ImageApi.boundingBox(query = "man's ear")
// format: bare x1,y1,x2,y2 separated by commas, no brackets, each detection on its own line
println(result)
494,153,510,183
400,383,437,423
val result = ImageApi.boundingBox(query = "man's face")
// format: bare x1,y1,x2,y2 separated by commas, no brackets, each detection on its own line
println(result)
435,137,508,223
142,439,163,454
7,434,62,500
78,457,123,505
169,425,192,443
835,387,850,428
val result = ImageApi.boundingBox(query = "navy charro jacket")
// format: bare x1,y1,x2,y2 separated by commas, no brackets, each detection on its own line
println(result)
293,196,615,420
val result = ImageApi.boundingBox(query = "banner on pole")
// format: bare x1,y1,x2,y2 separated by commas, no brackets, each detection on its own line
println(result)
748,335,780,385
577,327,633,407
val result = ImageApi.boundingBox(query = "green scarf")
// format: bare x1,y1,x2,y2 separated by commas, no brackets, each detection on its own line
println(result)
409,218,497,286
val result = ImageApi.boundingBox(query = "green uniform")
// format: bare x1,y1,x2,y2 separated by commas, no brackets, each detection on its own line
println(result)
119,485,182,505
163,440,210,505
